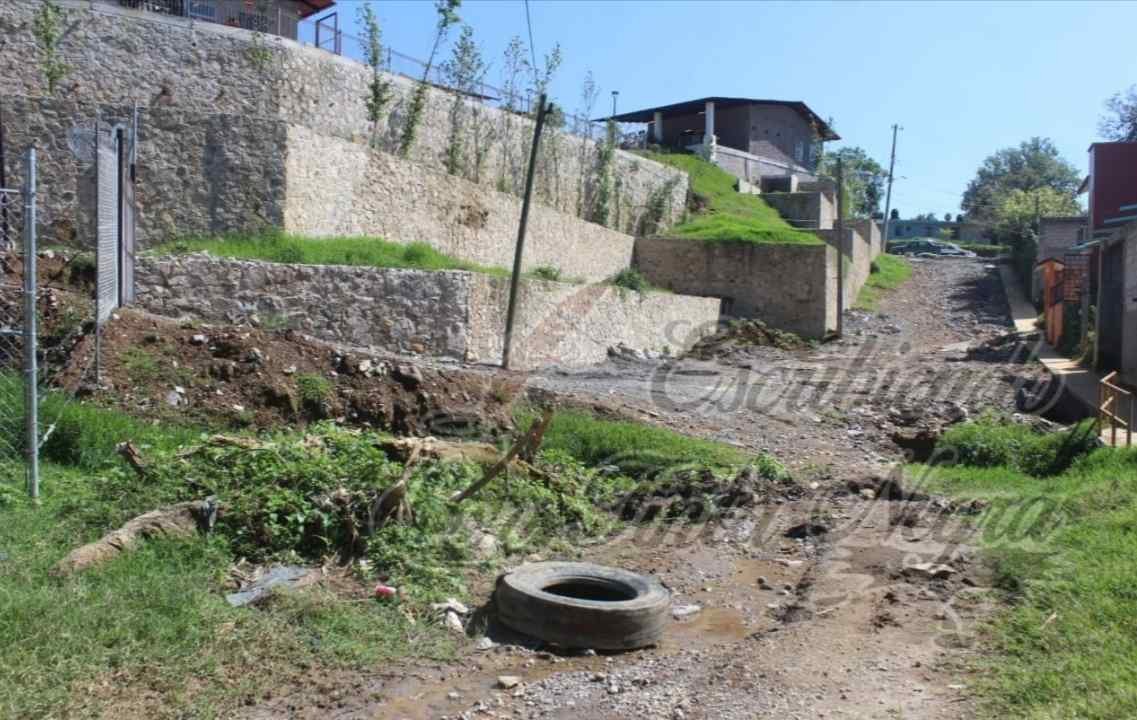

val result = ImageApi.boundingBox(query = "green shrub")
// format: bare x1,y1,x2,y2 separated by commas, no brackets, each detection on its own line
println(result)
936,415,1099,477
609,268,653,294
295,373,332,406
530,265,562,282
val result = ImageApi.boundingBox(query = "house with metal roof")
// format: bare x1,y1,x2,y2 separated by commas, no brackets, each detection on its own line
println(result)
605,96,839,187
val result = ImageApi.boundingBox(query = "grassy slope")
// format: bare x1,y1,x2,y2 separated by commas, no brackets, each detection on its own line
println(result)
636,152,822,245
915,419,1137,719
853,254,912,311
155,230,510,276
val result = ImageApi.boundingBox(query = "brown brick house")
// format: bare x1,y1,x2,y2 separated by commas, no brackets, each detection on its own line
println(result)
605,97,839,185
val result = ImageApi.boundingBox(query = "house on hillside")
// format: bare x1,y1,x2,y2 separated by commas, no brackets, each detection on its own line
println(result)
103,0,334,40
888,218,984,243
605,97,840,189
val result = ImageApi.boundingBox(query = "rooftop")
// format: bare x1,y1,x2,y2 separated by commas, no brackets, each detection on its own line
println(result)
600,97,840,141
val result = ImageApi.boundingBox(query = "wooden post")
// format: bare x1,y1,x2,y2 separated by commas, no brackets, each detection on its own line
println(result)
502,94,551,369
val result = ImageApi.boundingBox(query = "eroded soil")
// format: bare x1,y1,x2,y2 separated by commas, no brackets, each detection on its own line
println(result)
237,258,1021,719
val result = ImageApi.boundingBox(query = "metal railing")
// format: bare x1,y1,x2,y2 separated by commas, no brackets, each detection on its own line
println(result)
297,14,602,138
109,0,303,40
1099,370,1133,447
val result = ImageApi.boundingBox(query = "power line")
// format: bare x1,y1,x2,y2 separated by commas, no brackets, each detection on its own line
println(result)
523,0,538,79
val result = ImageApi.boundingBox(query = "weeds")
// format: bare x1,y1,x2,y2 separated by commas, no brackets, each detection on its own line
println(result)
530,265,562,282
32,0,69,93
936,414,1099,477
609,268,655,294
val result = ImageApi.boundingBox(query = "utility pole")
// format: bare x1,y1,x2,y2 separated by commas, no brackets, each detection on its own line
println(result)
502,94,552,370
611,90,619,117
836,156,845,337
880,123,900,244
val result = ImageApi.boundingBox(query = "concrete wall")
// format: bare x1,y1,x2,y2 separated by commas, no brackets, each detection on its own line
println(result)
0,0,687,240
1120,223,1137,385
283,125,636,282
818,220,883,311
466,276,720,367
1039,217,1088,262
134,255,721,369
762,191,835,230
633,237,835,337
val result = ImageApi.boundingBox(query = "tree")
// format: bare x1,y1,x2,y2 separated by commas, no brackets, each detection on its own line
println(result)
961,137,1081,220
1099,85,1137,142
439,24,487,177
889,208,899,221
943,213,953,222
817,146,885,218
399,0,462,157
912,212,939,222
358,3,391,148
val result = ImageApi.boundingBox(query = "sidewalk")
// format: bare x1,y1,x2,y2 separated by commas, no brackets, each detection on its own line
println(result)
998,265,1100,420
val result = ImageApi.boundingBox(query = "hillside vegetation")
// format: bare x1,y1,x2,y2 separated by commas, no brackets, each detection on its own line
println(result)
155,231,510,276
636,151,821,245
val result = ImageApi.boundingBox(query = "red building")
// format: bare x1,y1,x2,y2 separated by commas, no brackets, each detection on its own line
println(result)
1085,142,1137,233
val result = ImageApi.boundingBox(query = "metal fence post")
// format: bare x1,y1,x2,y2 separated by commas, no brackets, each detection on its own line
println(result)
22,148,38,499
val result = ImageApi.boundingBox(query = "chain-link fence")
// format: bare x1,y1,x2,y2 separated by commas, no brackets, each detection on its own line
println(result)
0,148,37,497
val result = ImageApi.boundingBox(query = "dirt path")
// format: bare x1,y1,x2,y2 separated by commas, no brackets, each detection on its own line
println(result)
246,259,1022,719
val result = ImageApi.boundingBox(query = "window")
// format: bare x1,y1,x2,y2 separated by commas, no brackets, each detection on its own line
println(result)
794,141,804,163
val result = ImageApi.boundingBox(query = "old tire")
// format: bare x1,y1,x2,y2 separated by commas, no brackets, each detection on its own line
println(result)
494,561,671,650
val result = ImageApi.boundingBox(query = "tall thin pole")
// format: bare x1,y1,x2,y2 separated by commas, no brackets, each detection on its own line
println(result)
611,90,618,117
502,93,551,369
836,156,845,337
880,123,899,243
23,148,38,499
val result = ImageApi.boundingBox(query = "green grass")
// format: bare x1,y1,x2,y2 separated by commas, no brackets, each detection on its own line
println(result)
0,464,453,719
0,374,201,471
853,254,913,311
155,230,511,276
517,407,786,480
914,422,1137,719
636,151,822,245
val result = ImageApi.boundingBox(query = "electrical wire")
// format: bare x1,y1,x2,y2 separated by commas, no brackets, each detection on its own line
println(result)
523,0,539,84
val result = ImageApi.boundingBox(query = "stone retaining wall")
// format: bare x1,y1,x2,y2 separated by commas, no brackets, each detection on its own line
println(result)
0,0,687,239
134,255,721,369
283,126,636,282
633,237,835,338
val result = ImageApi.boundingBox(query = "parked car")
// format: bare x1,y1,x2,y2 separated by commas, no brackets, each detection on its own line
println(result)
888,238,976,258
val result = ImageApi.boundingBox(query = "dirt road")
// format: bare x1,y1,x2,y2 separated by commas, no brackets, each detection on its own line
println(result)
252,259,1024,719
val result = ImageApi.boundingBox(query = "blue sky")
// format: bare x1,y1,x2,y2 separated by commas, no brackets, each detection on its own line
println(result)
308,1,1137,219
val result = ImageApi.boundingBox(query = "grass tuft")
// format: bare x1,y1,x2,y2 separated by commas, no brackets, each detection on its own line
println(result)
853,254,912,311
